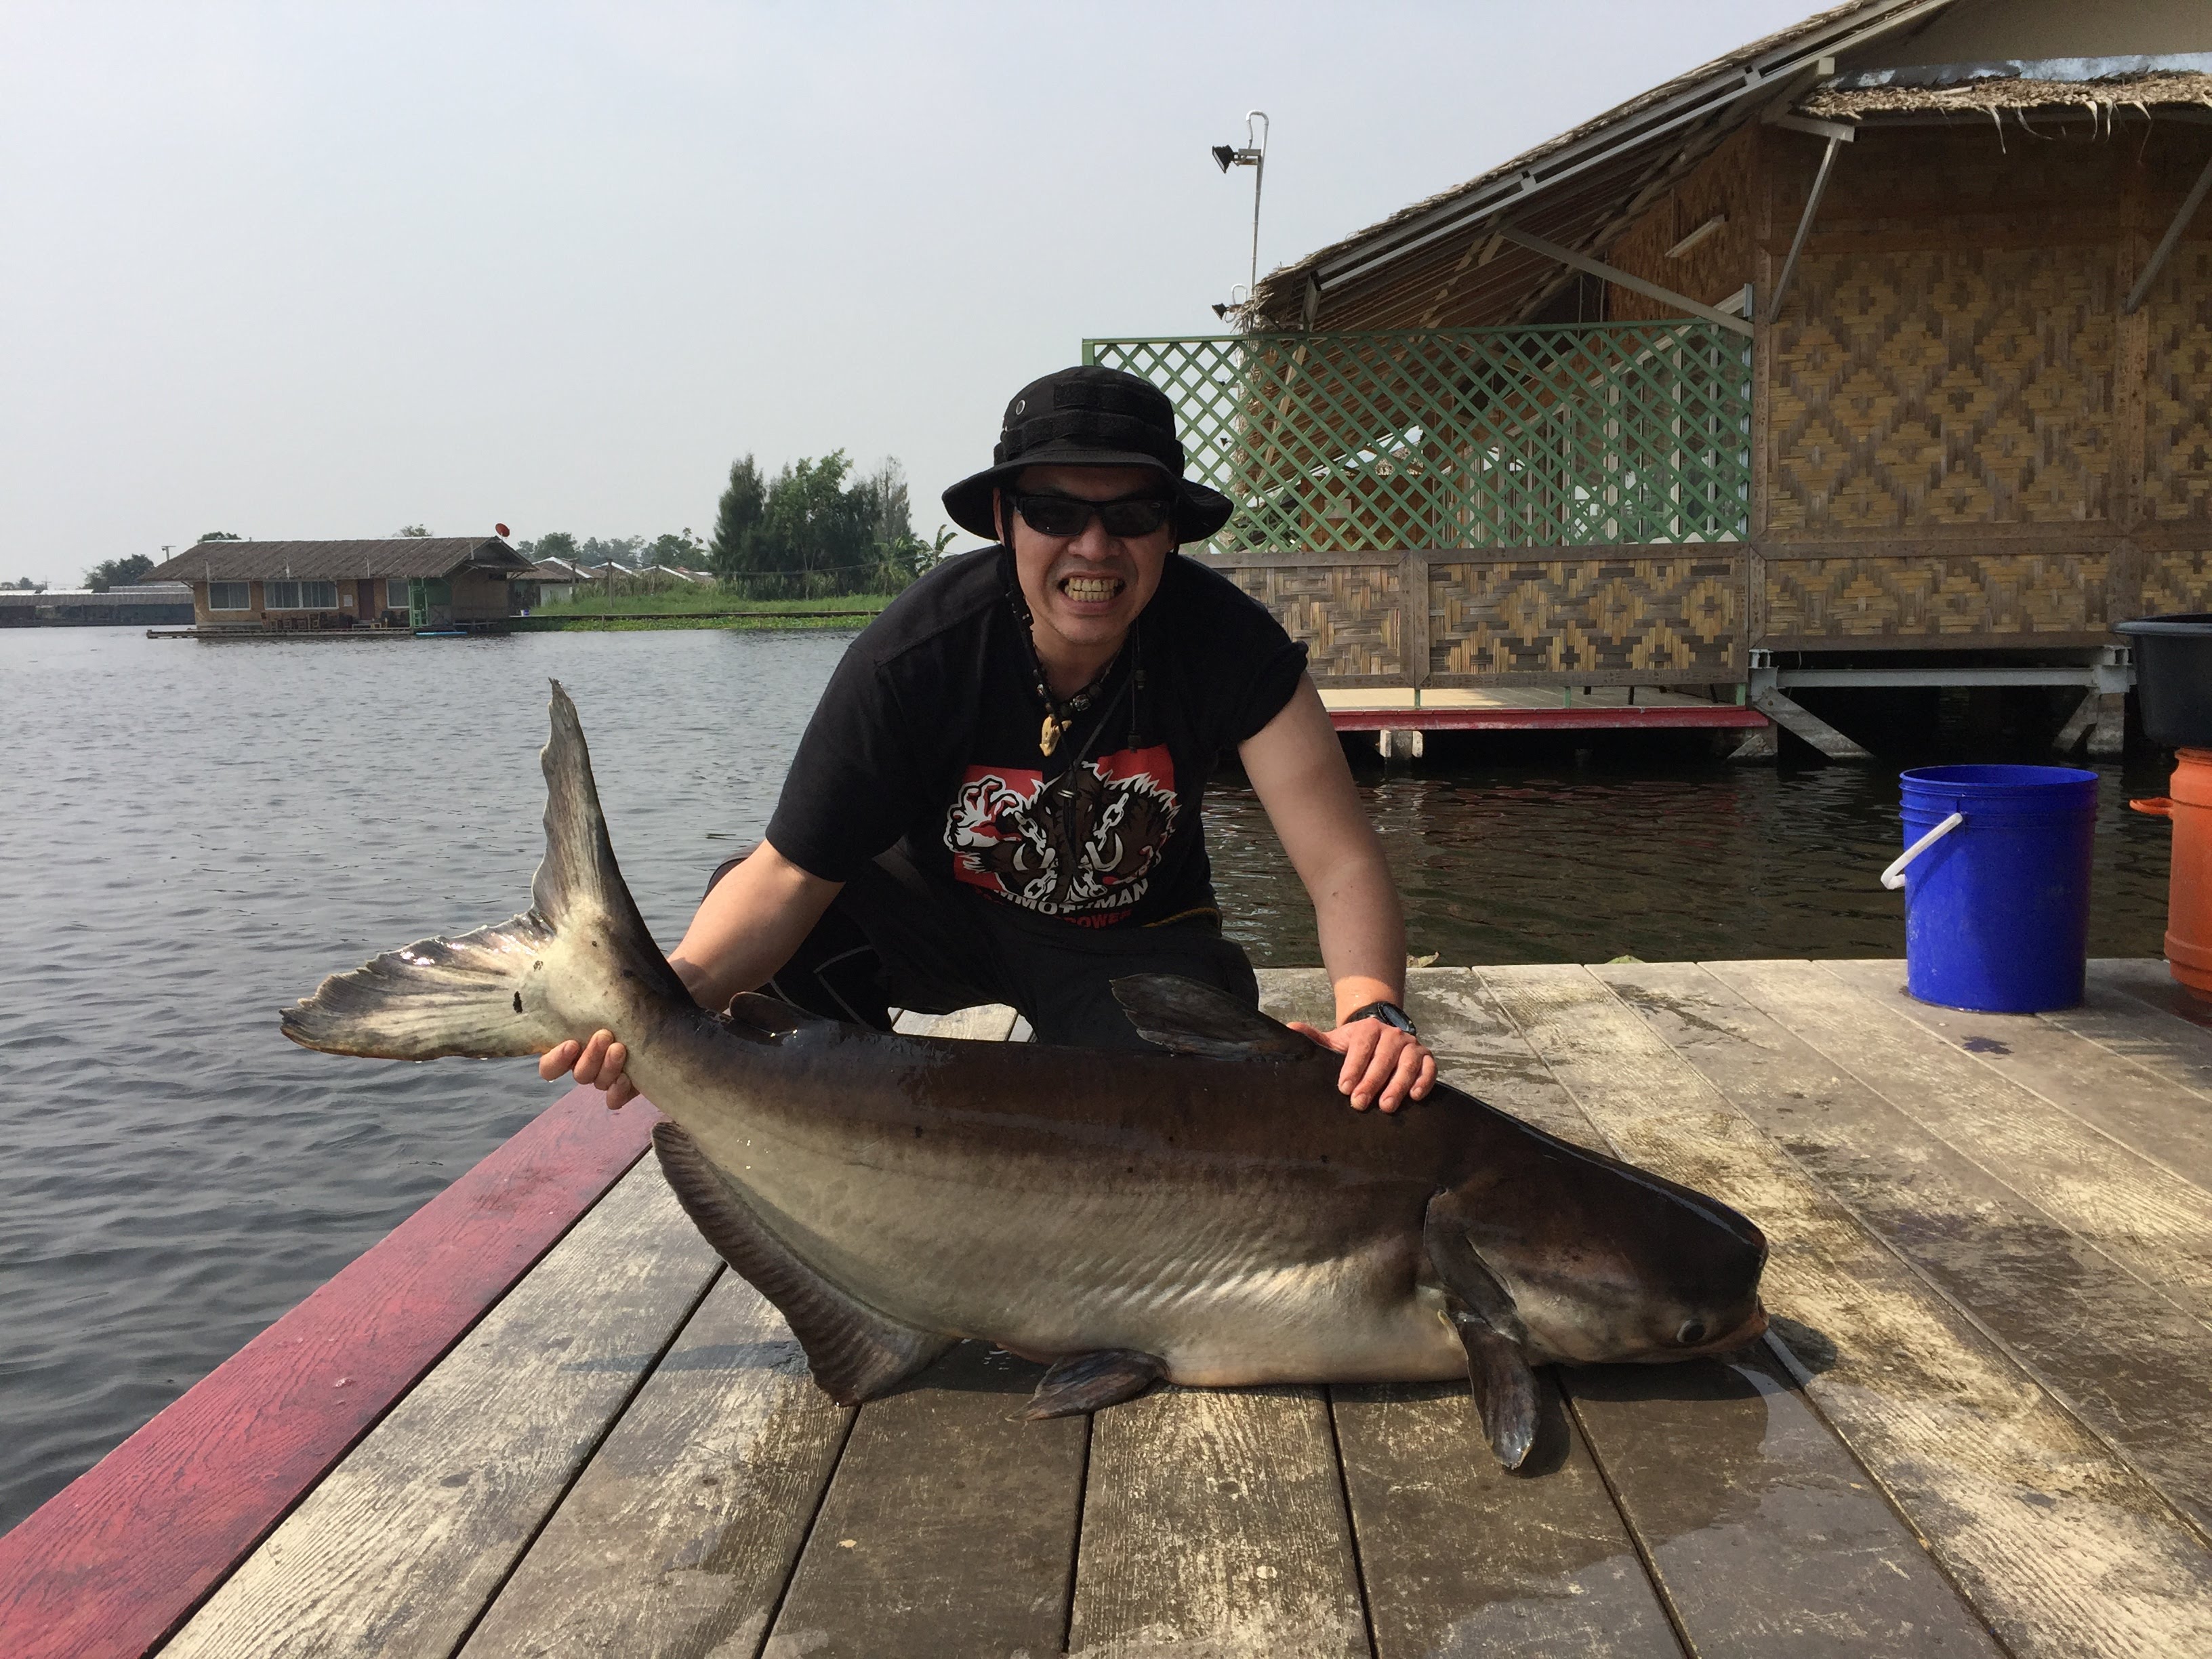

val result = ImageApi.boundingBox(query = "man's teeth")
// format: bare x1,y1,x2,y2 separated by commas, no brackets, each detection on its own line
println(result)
1061,576,1122,602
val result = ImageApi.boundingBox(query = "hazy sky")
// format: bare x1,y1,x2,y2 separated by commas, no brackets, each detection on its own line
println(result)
2,1,1818,586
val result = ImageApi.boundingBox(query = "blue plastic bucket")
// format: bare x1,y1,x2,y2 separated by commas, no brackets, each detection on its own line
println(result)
1891,764,2098,1013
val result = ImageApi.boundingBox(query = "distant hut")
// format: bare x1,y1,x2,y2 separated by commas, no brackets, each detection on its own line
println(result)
144,537,533,632
1090,0,2211,755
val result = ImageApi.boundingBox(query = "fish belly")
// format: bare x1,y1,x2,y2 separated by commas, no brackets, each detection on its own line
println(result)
668,1100,1467,1388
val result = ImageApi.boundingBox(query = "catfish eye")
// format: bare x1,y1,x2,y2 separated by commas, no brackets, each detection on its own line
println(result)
1675,1319,1708,1347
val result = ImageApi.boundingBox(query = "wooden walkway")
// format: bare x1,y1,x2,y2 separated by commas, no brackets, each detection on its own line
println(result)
23,959,2212,1658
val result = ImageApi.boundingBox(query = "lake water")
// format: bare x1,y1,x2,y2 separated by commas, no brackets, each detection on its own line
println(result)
0,626,2178,1530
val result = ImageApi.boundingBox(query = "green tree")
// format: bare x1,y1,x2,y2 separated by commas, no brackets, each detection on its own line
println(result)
83,554,155,592
396,523,431,537
754,451,875,592
708,455,766,580
649,530,705,568
197,531,241,542
534,531,579,564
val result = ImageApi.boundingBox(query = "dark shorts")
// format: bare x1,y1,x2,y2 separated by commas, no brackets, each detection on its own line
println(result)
712,848,1260,1050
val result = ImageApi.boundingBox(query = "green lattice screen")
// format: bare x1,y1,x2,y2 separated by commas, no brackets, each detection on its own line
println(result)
1084,324,1750,553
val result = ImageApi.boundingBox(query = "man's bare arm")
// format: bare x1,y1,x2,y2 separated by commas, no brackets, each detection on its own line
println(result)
539,840,842,1108
1237,674,1437,1112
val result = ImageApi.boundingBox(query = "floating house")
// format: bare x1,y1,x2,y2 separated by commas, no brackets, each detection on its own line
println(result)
1094,0,2211,755
144,537,532,632
0,583,194,627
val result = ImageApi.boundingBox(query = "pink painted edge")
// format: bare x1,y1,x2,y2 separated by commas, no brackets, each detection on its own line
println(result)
0,1085,659,1659
1328,706,1769,731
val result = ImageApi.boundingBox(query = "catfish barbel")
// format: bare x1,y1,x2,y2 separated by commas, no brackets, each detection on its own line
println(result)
283,683,1768,1467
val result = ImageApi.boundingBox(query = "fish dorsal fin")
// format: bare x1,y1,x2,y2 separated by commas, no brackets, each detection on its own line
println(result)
720,993,827,1040
1110,975,1315,1061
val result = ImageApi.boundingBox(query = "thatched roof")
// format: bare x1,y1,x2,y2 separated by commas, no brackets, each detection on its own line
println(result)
148,537,529,583
1805,53,2212,117
1243,3,2212,333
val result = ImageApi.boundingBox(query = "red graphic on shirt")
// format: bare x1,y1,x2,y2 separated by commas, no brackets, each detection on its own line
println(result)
944,745,1179,920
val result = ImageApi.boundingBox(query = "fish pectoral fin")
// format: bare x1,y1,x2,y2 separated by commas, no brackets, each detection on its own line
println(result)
651,1122,949,1404
1449,1305,1540,1471
1025,1349,1166,1419
1109,975,1315,1061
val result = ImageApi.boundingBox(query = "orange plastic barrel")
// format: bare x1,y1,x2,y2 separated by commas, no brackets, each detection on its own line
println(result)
2131,747,2212,1002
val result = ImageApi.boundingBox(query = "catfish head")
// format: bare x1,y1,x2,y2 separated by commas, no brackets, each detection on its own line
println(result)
1425,1136,1767,1468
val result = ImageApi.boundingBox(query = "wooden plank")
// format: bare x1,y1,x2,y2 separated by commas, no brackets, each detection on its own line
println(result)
459,1273,852,1659
2053,960,2212,1098
1707,959,2212,1325
1265,970,1678,1654
1481,963,2212,1659
1068,1385,1368,1659
1822,958,2212,1187
1562,1344,2002,1657
761,1343,1086,1659
162,1159,721,1659
1408,968,1991,1656
0,1084,655,1659
1332,1378,1680,1659
1602,960,2212,1542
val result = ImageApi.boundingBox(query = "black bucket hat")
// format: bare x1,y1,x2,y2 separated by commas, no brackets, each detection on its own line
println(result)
942,365,1233,544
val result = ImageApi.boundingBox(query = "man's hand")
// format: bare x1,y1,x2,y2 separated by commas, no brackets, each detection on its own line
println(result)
540,1029,640,1111
1286,1018,1437,1113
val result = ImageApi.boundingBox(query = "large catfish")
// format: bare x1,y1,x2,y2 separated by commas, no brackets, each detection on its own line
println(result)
284,684,1767,1467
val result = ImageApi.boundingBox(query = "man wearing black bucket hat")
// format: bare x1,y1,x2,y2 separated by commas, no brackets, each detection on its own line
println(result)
543,364,1436,1113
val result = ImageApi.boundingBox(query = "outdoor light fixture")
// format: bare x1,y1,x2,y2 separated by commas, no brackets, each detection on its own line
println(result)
1210,110,1269,313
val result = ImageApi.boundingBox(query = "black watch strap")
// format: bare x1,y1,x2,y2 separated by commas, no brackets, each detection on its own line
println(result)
1343,1000,1417,1038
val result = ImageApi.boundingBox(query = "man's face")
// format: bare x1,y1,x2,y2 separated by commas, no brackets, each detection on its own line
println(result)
998,464,1174,663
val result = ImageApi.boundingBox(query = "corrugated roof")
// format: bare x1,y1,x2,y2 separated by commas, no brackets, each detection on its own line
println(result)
1245,0,1963,329
146,538,529,583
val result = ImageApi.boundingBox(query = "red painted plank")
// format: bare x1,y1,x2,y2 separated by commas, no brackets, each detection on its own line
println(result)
1328,705,1769,732
0,1085,659,1659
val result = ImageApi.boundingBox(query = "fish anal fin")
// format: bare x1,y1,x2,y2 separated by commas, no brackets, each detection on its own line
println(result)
1448,1305,1540,1470
1025,1349,1166,1419
651,1122,949,1403
1109,975,1315,1061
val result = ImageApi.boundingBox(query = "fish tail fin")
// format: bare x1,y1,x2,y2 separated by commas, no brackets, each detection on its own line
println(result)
281,680,686,1061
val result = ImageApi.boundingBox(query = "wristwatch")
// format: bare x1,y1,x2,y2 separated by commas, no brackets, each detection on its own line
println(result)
1343,1000,1418,1038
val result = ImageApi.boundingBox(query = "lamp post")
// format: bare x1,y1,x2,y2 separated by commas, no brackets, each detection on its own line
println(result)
1211,110,1268,315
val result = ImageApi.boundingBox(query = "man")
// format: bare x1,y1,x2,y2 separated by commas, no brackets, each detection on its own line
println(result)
544,365,1436,1113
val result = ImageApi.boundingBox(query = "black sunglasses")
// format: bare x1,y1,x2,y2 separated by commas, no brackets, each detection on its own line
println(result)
1009,491,1174,539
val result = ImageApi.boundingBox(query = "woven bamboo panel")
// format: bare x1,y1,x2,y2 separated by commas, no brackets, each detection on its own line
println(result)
1605,127,1755,325
1763,552,2112,639
1429,556,1738,675
2145,235,2212,524
2143,550,2212,615
1229,565,1403,678
1768,246,2114,533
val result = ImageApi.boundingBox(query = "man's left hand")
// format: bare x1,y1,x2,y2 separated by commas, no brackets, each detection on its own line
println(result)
1286,1017,1437,1113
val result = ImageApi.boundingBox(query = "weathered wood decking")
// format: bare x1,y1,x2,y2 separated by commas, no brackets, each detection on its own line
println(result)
21,960,2212,1658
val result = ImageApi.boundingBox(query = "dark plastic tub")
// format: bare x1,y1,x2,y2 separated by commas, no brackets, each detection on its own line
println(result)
2115,613,2212,748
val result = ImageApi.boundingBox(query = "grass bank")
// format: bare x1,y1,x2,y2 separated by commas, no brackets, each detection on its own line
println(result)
510,592,893,632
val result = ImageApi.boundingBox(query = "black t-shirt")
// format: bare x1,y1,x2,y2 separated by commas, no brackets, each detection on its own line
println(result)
766,547,1308,927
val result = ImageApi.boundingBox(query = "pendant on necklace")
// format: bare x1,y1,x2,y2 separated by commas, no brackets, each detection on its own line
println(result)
1040,711,1067,756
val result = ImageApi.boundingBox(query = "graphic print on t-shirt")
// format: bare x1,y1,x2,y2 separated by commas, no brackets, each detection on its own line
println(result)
943,745,1179,921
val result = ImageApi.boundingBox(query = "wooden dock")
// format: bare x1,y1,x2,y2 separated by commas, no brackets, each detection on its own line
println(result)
9,960,2212,1657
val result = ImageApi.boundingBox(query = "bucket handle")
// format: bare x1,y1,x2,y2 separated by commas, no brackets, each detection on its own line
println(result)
1881,812,1964,890
2130,796,2173,818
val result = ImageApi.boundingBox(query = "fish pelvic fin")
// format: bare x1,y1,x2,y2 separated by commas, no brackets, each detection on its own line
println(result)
281,681,686,1061
1025,1349,1166,1420
652,1122,951,1404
